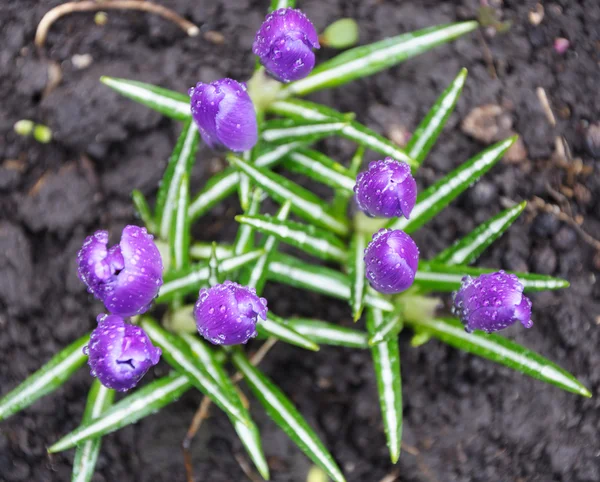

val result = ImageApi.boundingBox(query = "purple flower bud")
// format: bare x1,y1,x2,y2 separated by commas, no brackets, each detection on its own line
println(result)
189,78,258,152
252,8,320,83
354,158,417,219
364,229,419,294
85,314,161,391
194,281,268,345
452,271,533,333
77,225,163,318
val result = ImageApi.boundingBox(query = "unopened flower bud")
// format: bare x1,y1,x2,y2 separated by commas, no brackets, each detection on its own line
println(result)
85,314,161,391
354,158,417,218
364,229,419,294
253,8,320,83
194,281,268,345
452,271,533,333
77,225,163,317
189,78,258,152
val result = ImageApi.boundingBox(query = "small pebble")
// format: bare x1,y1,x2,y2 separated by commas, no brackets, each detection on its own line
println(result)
552,226,577,252
531,212,559,238
531,246,557,274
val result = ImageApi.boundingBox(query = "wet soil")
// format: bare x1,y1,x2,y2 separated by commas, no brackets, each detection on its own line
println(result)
1,1,599,481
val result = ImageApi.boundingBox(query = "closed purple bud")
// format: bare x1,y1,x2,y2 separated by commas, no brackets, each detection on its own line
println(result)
364,229,419,294
194,281,268,345
452,271,533,333
85,314,161,391
354,158,417,218
252,8,320,83
77,225,163,318
189,78,258,152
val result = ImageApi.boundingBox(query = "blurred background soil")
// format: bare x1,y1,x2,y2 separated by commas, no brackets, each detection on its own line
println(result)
0,1,599,481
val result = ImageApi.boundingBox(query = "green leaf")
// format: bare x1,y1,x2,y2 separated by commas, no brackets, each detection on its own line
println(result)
414,262,570,292
332,146,364,217
0,334,89,421
131,190,156,233
368,310,404,346
287,318,369,349
72,381,115,482
156,121,199,240
269,99,413,165
241,201,292,294
236,215,347,263
269,0,295,11
208,243,222,287
258,314,320,351
190,243,234,260
140,318,250,425
433,202,527,266
366,308,403,463
238,150,254,212
170,172,191,271
49,373,191,453
180,334,270,479
231,350,346,482
406,68,467,166
100,76,190,120
234,188,264,256
267,253,394,312
387,136,517,233
188,141,303,222
283,149,355,193
262,119,349,145
404,317,591,397
228,154,349,236
348,233,367,321
281,22,478,96
320,18,360,49
157,250,264,303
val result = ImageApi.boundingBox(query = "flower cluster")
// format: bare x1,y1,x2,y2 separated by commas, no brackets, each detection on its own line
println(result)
78,225,163,391
189,8,319,151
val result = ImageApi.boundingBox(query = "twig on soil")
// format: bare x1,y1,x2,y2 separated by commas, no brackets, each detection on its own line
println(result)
536,87,556,126
182,338,278,482
234,453,263,482
35,1,200,48
477,30,498,79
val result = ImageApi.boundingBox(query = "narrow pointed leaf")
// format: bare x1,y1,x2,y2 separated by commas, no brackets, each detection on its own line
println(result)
387,137,517,233
191,243,234,260
287,318,369,349
348,233,367,321
100,76,190,120
415,262,570,292
0,334,89,421
49,373,191,453
236,215,347,263
234,188,264,256
269,99,413,165
188,141,303,222
242,201,292,294
405,317,591,397
181,334,270,479
231,350,346,482
267,253,394,312
170,172,190,270
228,155,349,236
262,119,348,145
140,319,250,425
366,308,403,463
270,0,295,11
368,310,404,346
282,22,478,96
72,381,115,482
238,150,254,212
157,250,264,303
131,190,156,233
284,149,355,192
332,146,364,216
433,202,527,265
406,68,467,166
157,121,199,239
208,244,222,287
258,315,320,351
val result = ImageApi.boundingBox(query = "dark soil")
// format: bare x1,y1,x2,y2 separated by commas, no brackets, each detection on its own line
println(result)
1,1,599,481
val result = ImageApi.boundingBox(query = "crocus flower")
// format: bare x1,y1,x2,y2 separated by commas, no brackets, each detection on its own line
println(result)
77,225,163,318
354,158,417,218
452,271,533,333
189,78,258,152
194,281,268,345
85,314,161,391
253,8,320,83
364,229,419,294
